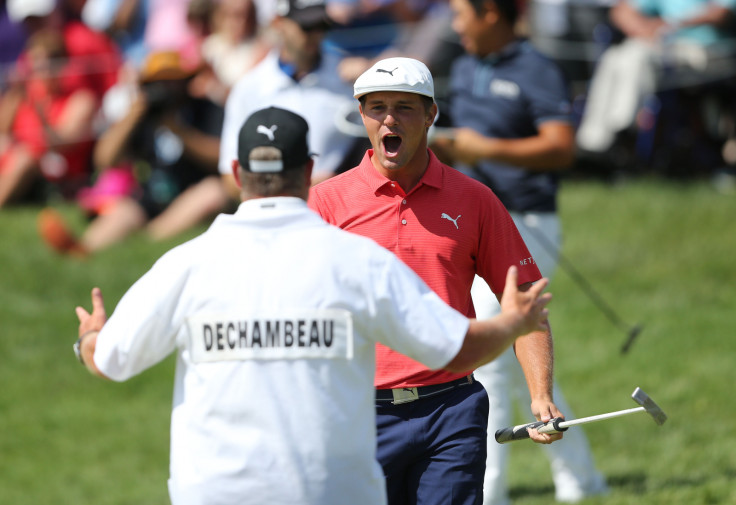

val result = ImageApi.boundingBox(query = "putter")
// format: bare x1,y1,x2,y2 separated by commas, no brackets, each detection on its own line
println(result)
495,387,667,443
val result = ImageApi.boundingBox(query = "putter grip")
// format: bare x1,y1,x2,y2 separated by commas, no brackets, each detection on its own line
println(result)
495,417,568,444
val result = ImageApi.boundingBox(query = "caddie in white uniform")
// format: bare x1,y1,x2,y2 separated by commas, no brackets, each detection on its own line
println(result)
73,106,554,505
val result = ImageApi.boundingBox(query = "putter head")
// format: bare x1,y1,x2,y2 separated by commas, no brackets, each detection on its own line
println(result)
632,387,667,425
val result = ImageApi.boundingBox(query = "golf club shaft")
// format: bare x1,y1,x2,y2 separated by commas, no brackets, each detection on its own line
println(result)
552,406,645,430
495,406,646,443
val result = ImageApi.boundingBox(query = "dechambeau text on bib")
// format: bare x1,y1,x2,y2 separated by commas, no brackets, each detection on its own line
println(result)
187,309,354,362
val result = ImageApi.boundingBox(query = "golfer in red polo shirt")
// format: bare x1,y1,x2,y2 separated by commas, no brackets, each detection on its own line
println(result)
308,57,563,505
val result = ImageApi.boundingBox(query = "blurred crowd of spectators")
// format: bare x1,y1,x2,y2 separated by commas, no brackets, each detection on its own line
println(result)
1,0,735,253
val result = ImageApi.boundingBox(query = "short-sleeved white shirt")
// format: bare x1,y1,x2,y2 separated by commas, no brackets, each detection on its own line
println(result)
93,197,469,505
218,52,357,179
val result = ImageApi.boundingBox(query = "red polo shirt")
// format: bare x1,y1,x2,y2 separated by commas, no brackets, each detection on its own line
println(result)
309,149,541,388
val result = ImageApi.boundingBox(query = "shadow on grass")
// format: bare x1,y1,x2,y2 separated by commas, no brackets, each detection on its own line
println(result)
509,467,736,501
509,483,556,501
507,474,648,501
606,472,649,494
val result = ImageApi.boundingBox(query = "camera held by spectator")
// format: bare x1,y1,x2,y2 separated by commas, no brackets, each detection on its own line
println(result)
138,51,199,116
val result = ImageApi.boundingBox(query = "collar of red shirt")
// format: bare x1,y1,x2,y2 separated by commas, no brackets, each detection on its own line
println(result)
358,148,445,195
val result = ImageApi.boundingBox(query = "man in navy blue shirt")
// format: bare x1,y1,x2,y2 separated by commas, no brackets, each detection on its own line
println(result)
433,1,609,503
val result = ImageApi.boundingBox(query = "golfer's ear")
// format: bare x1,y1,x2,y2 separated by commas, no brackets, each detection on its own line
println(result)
231,160,242,188
430,103,438,126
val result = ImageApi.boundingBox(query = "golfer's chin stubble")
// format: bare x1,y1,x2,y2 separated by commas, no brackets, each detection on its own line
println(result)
373,151,403,173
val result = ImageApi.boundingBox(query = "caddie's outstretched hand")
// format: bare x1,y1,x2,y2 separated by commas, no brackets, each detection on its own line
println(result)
500,266,551,336
76,287,107,337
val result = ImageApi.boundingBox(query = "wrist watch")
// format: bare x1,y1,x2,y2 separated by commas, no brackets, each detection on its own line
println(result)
73,336,85,365
73,330,98,365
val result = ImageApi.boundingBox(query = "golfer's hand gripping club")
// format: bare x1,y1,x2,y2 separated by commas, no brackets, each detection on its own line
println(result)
494,417,568,444
495,388,667,444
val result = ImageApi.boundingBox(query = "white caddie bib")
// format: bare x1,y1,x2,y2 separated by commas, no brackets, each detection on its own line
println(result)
187,309,354,362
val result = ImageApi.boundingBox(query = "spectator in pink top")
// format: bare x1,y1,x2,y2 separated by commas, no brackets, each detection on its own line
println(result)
145,0,200,60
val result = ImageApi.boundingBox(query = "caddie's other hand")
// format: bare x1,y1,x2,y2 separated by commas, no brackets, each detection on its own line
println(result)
500,266,551,336
75,287,107,337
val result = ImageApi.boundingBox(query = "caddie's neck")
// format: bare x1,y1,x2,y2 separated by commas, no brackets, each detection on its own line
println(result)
232,159,313,201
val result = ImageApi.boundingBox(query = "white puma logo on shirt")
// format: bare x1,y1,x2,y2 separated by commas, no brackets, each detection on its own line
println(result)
441,213,461,229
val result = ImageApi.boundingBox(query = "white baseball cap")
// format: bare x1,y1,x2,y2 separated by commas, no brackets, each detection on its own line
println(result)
353,57,434,101
7,0,57,23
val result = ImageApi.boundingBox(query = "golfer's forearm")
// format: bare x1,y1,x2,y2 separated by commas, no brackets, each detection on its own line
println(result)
514,325,554,401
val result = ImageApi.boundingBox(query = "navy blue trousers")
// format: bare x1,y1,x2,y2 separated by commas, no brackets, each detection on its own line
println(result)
375,380,489,505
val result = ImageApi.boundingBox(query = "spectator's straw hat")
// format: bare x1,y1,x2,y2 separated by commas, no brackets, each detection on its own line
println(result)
139,51,197,83
7,0,56,23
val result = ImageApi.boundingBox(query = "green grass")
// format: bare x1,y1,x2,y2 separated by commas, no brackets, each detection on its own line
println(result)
507,178,736,504
1,177,735,504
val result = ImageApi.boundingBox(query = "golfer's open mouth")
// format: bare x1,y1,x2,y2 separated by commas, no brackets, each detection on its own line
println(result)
382,133,402,156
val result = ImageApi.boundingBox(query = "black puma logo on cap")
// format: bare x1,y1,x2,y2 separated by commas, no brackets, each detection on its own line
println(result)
376,67,398,76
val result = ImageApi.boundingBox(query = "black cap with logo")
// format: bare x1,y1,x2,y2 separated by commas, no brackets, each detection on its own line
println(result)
237,107,312,173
